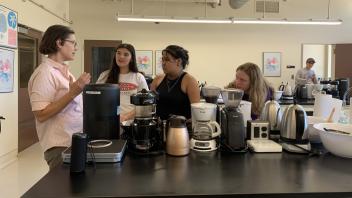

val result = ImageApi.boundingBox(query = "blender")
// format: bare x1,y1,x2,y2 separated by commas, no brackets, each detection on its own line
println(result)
190,103,221,152
220,89,247,151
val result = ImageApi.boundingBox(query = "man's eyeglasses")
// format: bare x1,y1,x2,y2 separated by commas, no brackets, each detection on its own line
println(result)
65,39,78,47
307,61,315,64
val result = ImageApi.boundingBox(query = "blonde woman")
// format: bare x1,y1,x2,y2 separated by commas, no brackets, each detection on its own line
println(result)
225,62,273,120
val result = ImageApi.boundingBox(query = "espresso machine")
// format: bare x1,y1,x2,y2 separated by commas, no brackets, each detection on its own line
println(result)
190,103,221,152
127,89,163,154
220,89,247,152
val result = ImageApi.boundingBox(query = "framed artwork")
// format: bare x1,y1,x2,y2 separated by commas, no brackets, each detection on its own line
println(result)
0,5,18,48
263,52,281,77
155,50,163,76
0,47,15,92
136,50,153,76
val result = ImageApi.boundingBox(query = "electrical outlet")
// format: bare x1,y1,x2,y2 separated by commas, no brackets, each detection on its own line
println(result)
291,74,294,79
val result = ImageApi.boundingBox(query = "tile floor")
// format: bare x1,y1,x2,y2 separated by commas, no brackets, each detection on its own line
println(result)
0,143,48,198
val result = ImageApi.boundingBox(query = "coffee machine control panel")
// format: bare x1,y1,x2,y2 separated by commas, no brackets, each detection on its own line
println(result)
247,120,269,140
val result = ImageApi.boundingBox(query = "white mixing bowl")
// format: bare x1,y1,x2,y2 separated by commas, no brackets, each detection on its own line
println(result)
313,123,352,158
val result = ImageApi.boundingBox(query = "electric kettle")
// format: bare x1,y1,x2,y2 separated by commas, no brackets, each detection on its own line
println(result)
280,103,308,144
166,115,190,156
260,99,282,139
283,83,293,97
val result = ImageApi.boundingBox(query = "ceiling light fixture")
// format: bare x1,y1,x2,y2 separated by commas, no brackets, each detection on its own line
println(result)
116,15,342,25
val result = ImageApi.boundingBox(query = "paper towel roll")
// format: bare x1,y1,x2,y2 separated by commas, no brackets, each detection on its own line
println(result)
239,100,252,126
313,94,342,122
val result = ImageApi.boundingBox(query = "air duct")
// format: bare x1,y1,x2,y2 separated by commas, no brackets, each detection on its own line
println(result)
229,0,249,9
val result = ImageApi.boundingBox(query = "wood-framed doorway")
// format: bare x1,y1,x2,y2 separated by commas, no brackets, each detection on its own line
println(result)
18,25,43,152
84,40,122,82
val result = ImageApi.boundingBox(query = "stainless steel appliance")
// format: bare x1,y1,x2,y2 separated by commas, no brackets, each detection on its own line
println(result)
127,89,163,154
279,82,294,100
220,89,247,151
260,99,282,139
280,102,310,153
336,78,349,101
330,80,340,99
166,115,190,156
190,103,221,152
295,84,308,99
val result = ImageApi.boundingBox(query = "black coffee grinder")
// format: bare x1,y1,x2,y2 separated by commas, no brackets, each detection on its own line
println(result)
220,88,247,152
128,89,163,154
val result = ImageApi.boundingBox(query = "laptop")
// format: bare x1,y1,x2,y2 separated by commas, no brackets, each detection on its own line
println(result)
62,139,127,163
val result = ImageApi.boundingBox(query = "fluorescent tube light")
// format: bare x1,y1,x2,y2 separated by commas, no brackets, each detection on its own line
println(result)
231,19,342,25
117,17,232,24
116,15,342,25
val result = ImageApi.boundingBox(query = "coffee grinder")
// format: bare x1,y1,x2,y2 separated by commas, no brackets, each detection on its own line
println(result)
220,89,247,152
201,85,221,123
190,103,221,152
128,89,163,154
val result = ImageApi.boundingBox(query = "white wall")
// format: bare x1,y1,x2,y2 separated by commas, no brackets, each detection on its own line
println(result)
0,0,70,168
69,0,352,91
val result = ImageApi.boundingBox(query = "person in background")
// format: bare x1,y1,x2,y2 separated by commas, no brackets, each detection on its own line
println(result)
225,62,273,120
150,45,200,120
96,43,148,122
28,25,91,170
295,57,318,86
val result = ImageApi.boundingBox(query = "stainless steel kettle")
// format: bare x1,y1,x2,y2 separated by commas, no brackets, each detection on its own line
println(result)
166,115,190,156
279,82,293,97
280,103,308,144
260,99,282,138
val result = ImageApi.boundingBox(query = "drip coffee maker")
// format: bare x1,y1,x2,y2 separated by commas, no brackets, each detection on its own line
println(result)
128,89,163,154
220,89,247,151
190,103,221,152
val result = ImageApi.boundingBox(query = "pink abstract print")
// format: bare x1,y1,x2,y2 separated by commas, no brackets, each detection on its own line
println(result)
0,48,14,92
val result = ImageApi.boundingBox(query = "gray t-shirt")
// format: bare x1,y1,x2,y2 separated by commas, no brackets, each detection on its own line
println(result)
295,68,316,85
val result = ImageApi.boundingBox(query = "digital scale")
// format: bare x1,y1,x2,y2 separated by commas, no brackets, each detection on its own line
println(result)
62,139,127,163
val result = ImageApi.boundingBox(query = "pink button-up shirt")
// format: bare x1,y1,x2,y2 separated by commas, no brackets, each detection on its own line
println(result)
28,58,83,152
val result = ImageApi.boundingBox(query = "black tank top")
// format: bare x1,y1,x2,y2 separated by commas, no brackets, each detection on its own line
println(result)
156,72,191,120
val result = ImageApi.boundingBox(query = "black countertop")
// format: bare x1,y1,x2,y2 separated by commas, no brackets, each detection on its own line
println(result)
23,149,352,198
